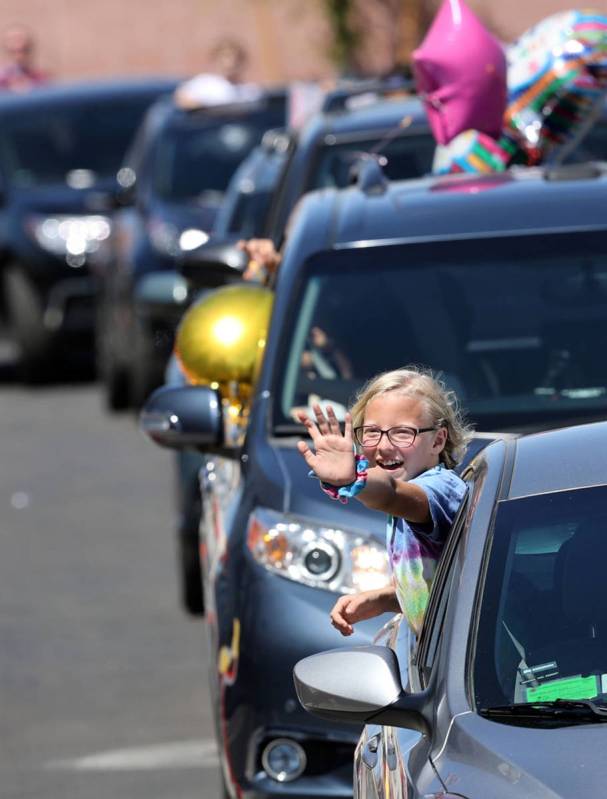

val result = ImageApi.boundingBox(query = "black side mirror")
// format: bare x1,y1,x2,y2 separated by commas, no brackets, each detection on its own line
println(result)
179,239,249,288
114,167,138,208
140,385,223,451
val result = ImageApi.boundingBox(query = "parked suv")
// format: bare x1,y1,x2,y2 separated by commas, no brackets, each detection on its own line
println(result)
96,89,286,409
0,77,177,379
141,161,607,799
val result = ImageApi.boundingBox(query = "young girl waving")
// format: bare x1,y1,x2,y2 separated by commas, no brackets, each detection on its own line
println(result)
297,366,472,636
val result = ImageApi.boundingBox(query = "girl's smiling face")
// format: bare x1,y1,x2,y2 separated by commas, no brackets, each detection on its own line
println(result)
361,392,447,481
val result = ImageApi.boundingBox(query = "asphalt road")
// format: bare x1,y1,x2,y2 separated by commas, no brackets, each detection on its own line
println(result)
0,369,220,798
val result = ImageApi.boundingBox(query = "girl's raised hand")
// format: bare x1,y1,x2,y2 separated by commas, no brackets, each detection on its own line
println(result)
296,403,357,486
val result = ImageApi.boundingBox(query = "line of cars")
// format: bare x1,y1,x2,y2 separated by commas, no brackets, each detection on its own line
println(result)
166,87,440,618
0,74,288,388
140,80,607,799
21,70,604,799
102,82,436,417
164,88,607,623
15,73,604,799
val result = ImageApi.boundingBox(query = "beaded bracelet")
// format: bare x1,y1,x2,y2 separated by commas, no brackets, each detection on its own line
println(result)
308,455,369,505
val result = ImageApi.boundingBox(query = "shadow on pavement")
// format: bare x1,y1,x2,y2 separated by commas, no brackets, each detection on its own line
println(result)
0,351,96,387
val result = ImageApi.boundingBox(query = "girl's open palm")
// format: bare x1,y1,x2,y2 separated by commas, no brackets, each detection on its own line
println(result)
296,404,357,486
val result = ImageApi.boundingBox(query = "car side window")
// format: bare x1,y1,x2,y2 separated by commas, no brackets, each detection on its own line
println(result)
415,476,473,687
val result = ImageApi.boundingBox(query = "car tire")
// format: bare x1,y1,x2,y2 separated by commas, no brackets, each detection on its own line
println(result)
130,319,166,409
105,363,131,412
177,464,204,616
220,770,232,799
4,267,53,382
96,303,131,412
178,533,204,616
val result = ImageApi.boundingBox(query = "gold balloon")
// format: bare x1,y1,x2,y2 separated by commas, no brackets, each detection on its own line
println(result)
175,283,274,392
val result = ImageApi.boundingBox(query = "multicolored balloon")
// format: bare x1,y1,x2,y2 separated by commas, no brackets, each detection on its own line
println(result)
433,129,510,174
413,0,507,145
504,10,607,164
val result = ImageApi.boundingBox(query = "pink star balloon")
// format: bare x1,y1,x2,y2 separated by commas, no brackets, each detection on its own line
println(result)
413,0,507,145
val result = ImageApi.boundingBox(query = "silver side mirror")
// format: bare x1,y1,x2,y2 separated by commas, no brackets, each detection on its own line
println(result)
293,645,432,735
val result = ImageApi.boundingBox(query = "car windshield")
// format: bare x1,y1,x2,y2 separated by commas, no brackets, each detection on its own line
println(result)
152,110,283,205
0,94,160,186
473,485,607,711
274,231,607,431
307,130,435,190
214,147,288,238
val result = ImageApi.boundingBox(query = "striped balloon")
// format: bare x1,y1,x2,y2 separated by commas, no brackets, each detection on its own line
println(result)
504,10,607,164
432,129,510,174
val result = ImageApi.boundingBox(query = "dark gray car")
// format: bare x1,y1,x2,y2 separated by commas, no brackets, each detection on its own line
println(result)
0,78,177,380
295,419,607,798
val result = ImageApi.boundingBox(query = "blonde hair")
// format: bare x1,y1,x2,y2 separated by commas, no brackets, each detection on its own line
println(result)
350,365,473,469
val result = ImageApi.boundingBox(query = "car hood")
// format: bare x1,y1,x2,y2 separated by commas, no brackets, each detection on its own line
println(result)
151,199,218,233
268,440,386,543
8,180,118,215
436,711,607,797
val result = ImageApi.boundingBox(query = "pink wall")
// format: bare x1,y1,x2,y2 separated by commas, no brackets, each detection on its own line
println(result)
2,0,607,85
0,0,334,84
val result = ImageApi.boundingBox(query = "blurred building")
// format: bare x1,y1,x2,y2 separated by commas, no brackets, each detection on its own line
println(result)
2,0,607,85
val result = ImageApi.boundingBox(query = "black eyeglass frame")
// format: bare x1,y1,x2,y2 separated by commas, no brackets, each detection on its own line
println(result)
353,424,438,448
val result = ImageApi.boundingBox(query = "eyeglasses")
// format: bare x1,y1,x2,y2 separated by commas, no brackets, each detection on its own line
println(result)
354,425,437,448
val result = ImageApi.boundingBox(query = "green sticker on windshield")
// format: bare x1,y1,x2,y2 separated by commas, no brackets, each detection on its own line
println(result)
526,675,598,703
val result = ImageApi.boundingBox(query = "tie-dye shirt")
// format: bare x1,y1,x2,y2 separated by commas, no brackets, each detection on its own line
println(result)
387,465,467,635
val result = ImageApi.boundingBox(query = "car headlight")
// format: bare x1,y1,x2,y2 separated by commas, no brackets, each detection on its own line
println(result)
246,508,390,593
26,214,111,263
179,228,209,251
147,217,209,256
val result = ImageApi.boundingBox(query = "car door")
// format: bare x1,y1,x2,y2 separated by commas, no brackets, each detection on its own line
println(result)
355,722,383,799
355,480,474,799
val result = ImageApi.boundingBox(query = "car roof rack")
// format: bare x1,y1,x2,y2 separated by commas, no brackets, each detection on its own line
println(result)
322,75,415,114
544,161,607,181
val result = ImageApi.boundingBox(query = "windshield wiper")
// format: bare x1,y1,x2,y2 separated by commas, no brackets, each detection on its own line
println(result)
481,699,607,724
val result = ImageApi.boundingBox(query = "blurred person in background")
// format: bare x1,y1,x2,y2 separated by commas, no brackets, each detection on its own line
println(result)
0,24,49,91
175,37,261,108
